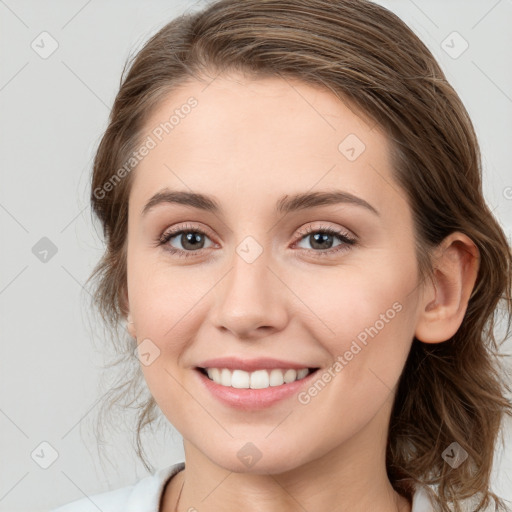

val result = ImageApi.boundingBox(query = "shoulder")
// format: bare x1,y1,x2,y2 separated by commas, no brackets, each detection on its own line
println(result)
50,461,185,512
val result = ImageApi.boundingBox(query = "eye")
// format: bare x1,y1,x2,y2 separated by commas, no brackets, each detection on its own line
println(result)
156,222,357,259
293,224,357,256
158,223,215,258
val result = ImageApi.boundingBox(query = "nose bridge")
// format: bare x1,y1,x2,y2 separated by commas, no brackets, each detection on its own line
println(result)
211,234,288,337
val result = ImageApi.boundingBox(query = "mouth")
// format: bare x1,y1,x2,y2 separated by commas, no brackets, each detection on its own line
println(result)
196,366,319,389
194,365,321,410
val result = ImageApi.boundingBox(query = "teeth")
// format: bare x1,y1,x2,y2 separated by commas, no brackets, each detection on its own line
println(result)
203,367,311,389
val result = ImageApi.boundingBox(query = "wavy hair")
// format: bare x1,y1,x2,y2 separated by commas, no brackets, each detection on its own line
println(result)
86,1,512,510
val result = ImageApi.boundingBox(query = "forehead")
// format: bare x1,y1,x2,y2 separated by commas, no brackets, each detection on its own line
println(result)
130,73,403,216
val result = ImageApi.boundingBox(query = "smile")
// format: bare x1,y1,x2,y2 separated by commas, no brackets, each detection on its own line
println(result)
199,367,314,389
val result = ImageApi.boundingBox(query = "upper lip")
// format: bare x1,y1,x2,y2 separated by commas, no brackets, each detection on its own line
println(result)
196,357,318,372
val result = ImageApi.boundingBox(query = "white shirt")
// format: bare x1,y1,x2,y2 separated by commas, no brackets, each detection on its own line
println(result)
50,461,435,511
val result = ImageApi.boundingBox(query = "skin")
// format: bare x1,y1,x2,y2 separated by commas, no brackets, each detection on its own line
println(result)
124,72,479,512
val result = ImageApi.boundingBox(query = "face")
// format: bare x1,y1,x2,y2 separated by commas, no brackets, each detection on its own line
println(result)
125,72,424,474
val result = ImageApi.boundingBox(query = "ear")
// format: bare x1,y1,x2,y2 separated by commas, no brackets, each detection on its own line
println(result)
415,232,480,344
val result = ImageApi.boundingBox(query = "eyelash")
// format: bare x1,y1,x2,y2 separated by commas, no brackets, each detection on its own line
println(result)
156,222,357,259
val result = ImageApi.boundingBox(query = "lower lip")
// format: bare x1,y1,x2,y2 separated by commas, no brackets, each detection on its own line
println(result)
194,368,319,410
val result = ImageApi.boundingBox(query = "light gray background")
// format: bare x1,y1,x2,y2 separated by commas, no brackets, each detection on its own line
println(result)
1,1,511,511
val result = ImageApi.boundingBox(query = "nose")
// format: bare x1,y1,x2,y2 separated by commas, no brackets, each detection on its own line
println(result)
210,245,289,340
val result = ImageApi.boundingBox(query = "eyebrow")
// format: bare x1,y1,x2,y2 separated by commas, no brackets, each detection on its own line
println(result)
141,188,379,217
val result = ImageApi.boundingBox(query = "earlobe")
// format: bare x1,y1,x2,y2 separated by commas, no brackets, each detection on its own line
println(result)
415,232,479,344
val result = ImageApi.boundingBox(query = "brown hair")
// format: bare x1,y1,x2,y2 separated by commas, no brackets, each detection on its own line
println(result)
86,1,512,510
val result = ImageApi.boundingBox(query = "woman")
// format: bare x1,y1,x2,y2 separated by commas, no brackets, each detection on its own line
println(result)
52,0,512,511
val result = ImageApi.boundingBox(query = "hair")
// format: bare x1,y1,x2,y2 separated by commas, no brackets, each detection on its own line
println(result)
85,1,512,510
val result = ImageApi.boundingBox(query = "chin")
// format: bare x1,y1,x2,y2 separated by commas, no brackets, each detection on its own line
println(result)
200,438,312,475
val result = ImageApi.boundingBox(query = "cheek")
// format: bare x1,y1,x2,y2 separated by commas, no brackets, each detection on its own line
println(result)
129,265,214,420
287,265,418,440
289,257,418,387
127,250,210,337
127,262,219,412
